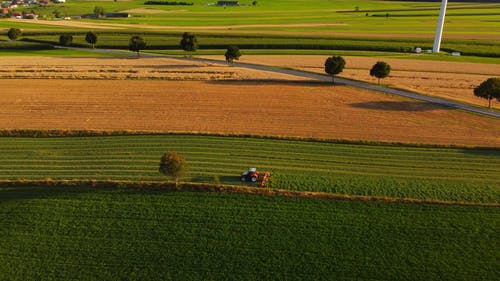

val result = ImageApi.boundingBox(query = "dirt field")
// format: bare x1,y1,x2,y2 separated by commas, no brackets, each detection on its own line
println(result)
1,79,499,147
223,55,500,110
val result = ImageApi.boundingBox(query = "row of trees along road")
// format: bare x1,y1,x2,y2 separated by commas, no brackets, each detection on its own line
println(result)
6,28,241,63
324,56,499,109
324,56,390,85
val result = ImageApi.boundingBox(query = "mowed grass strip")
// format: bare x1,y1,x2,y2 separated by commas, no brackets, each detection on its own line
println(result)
0,187,498,281
0,135,498,203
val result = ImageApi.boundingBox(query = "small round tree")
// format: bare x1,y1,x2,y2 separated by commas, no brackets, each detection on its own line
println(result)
85,31,97,48
129,35,146,57
159,151,188,186
180,32,198,56
59,34,73,46
93,6,105,18
370,61,391,85
225,45,241,64
7,28,22,41
324,56,346,83
474,77,500,109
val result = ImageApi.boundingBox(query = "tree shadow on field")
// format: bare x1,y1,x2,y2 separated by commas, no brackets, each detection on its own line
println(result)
207,79,333,87
219,176,244,184
0,185,93,206
135,64,203,69
191,175,243,185
460,148,500,158
350,101,449,112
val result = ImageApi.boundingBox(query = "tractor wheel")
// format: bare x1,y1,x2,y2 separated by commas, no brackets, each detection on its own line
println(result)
251,176,258,182
241,177,246,182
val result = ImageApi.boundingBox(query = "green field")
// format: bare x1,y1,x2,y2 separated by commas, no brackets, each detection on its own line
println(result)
3,1,500,41
1,0,498,58
7,0,499,36
1,1,499,277
0,186,498,280
1,134,499,203
19,32,500,57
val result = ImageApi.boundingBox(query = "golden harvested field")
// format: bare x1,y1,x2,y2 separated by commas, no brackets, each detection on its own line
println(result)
0,56,311,81
226,55,500,110
1,79,499,147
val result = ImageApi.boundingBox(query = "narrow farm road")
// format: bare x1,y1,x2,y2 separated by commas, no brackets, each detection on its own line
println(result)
56,46,500,118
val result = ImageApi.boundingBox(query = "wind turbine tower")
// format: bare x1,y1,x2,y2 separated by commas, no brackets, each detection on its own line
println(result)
433,0,448,53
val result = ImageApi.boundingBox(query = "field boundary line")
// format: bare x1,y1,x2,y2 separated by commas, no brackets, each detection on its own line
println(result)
1,129,499,150
1,180,498,207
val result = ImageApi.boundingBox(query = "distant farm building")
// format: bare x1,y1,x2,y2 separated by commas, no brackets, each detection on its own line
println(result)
217,1,239,6
80,13,98,19
105,12,130,18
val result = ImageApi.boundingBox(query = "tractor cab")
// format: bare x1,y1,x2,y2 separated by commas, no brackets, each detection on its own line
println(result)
241,167,259,182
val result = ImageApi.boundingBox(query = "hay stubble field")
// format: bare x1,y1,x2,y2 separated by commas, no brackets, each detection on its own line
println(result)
1,57,499,147
2,79,500,147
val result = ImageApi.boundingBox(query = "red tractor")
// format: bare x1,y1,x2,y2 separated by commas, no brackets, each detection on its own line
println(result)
241,167,260,183
240,168,271,187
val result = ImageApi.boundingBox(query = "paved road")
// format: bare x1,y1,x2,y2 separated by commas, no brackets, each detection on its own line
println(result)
56,46,500,118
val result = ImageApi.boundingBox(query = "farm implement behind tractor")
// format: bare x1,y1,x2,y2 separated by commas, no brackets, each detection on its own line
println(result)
240,168,271,187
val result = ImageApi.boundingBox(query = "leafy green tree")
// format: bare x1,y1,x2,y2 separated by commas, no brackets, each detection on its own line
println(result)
53,9,62,18
85,31,97,48
59,34,73,46
7,28,22,41
324,56,345,83
180,32,198,56
129,35,146,56
159,151,188,186
370,61,391,85
474,78,500,109
225,45,241,64
93,6,105,18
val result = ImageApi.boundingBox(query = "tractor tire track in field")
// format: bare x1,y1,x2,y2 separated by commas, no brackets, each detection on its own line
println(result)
56,46,500,119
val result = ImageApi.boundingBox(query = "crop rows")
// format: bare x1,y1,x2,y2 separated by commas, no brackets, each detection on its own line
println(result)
22,34,500,57
0,135,498,203
0,187,498,280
